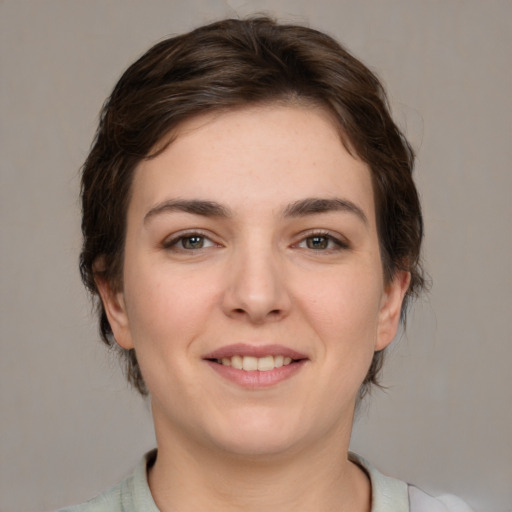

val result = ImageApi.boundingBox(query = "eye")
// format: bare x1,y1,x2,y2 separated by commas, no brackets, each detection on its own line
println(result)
180,235,212,250
305,235,331,250
296,232,348,251
163,232,217,251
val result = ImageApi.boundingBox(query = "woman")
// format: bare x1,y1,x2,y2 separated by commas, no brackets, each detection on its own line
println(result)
63,17,471,512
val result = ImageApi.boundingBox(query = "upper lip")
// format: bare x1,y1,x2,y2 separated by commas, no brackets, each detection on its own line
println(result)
203,343,308,361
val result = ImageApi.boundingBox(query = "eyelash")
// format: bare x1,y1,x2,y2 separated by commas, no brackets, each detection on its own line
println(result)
162,231,217,251
162,230,349,253
294,231,349,251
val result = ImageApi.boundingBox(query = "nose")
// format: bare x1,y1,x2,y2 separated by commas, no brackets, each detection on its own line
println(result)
221,243,291,324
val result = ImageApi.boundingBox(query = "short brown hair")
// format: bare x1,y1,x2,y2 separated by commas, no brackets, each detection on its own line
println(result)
80,17,425,396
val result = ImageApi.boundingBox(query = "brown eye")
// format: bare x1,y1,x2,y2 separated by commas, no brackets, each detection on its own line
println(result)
306,236,330,250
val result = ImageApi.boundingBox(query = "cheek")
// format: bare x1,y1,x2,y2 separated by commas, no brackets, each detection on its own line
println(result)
294,266,384,391
122,260,215,358
121,267,212,405
297,267,383,339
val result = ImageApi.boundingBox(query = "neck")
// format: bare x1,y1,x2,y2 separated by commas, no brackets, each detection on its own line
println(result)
148,413,370,512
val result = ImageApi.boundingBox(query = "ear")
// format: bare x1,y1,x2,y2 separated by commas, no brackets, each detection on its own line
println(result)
94,266,134,351
375,270,411,351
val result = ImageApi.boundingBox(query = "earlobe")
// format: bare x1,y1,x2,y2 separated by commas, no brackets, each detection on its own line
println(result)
375,270,411,351
94,271,134,350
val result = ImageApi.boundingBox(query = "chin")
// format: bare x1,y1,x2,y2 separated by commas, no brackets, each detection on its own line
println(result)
204,408,307,458
215,432,300,459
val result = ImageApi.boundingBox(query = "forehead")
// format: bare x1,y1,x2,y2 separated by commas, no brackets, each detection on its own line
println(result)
131,104,375,222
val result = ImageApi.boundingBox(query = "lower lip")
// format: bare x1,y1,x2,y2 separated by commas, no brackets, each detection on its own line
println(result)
205,360,307,388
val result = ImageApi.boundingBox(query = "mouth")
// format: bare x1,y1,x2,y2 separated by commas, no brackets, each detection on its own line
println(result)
210,354,296,371
203,344,308,388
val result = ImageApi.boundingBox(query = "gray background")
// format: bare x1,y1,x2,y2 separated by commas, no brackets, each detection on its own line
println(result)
1,1,511,511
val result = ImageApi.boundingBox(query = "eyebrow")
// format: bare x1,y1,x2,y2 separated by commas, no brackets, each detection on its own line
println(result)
282,198,368,225
144,197,368,225
144,199,231,224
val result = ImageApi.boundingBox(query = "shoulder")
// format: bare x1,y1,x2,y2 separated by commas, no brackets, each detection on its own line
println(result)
56,481,124,512
56,450,159,512
349,452,473,512
408,485,474,512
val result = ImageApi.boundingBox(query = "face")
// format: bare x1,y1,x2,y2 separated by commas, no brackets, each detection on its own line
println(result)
99,105,409,458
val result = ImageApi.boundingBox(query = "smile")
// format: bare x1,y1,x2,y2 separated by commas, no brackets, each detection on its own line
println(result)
204,344,308,388
215,355,293,371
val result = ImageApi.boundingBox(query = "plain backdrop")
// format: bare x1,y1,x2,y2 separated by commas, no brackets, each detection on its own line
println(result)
1,1,511,511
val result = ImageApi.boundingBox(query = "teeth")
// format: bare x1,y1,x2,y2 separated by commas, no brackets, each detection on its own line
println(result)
257,355,274,371
231,355,243,370
217,355,295,371
243,356,258,371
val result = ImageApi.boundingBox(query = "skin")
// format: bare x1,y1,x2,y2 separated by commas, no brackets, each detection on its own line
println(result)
97,104,410,512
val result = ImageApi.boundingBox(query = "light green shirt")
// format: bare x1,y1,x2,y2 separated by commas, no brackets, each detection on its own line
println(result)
58,450,472,512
